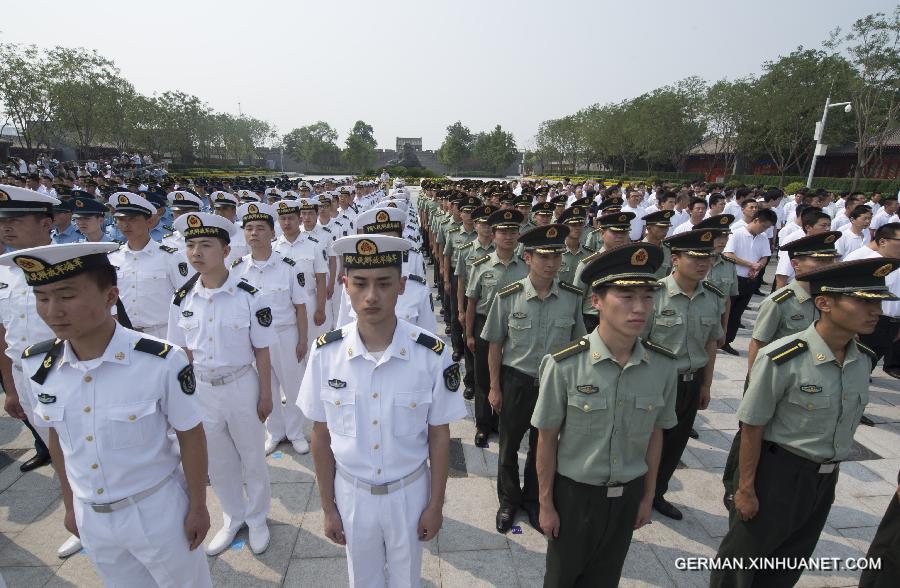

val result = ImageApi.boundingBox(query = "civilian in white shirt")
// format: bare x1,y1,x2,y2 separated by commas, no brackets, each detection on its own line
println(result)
672,197,708,235
781,189,806,224
869,195,899,239
721,208,777,353
830,192,865,231
835,205,873,258
621,190,646,241
774,207,833,288
730,196,758,233
705,193,726,218
843,221,900,377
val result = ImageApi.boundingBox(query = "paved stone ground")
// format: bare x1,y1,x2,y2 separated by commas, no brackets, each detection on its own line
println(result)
1,226,898,586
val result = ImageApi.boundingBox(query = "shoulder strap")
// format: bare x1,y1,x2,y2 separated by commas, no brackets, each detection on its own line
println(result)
134,338,173,358
559,281,584,296
414,332,445,354
172,272,201,306
642,338,677,359
472,255,491,266
282,257,296,266
703,280,725,297
29,339,65,385
498,282,524,298
315,328,344,348
766,338,809,365
236,281,258,295
158,245,177,254
856,340,877,365
551,338,589,362
772,288,795,303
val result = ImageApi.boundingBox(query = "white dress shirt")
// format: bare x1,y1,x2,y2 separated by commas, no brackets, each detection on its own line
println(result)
273,232,329,300
232,251,309,328
724,226,771,278
0,265,54,365
835,227,871,258
108,241,189,330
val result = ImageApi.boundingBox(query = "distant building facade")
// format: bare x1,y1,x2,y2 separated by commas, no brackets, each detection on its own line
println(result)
396,137,422,152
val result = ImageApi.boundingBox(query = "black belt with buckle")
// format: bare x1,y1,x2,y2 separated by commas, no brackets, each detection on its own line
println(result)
766,441,840,474
679,370,698,382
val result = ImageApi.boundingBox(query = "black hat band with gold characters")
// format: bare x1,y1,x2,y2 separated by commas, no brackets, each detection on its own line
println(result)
241,203,273,225
362,210,402,234
183,214,231,242
276,201,301,215
341,238,402,269
14,253,111,287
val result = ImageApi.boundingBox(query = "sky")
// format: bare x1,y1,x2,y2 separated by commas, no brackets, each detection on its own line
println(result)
2,0,895,150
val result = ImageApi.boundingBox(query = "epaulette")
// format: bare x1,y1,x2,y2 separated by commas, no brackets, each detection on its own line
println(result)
448,227,461,234
159,245,178,254
27,338,64,385
22,338,61,359
163,225,174,231
582,244,596,253
703,280,725,297
458,241,474,250
766,338,809,365
559,281,584,296
163,233,174,239
414,332,445,354
580,250,603,265
498,282,524,298
282,257,296,266
408,274,426,285
316,328,344,348
172,273,201,306
307,236,319,243
590,227,603,234
134,338,173,358
551,338,589,361
856,340,877,364
236,281,258,295
472,255,490,266
720,255,736,264
322,226,332,233
231,258,244,268
771,288,795,303
642,338,677,359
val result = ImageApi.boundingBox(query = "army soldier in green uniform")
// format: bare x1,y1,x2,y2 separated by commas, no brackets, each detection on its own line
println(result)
584,198,625,251
557,205,593,284
444,195,480,366
694,215,738,320
481,225,586,534
465,210,529,447
573,212,634,332
531,202,555,227
641,210,674,278
644,229,726,520
711,258,899,588
533,244,678,588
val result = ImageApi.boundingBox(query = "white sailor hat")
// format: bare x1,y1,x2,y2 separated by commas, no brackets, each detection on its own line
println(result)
0,185,61,217
332,235,410,270
356,207,405,235
174,212,237,242
376,199,410,213
167,190,203,211
296,197,319,211
112,192,156,216
237,202,277,226
274,200,302,215
0,242,118,286
210,191,239,208
239,189,263,203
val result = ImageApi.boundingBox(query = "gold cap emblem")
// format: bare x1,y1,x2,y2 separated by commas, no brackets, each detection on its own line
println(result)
356,239,377,256
118,194,129,205
631,248,648,266
546,227,558,238
375,210,389,223
700,231,713,242
874,263,893,278
186,214,202,228
14,256,45,272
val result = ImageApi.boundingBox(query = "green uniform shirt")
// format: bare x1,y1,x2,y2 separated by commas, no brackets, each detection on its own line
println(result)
465,251,530,315
436,218,459,247
752,280,814,346
706,254,739,298
481,277,587,377
737,323,872,463
455,239,495,280
532,331,678,485
643,239,672,279
559,244,594,285
443,225,477,269
572,248,605,316
643,274,726,372
585,228,603,251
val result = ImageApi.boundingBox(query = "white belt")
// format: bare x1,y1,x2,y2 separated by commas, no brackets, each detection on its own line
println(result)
197,365,251,386
338,461,427,496
85,474,171,513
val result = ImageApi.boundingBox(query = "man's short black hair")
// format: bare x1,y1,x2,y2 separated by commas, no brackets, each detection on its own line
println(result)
875,222,900,242
752,208,778,225
689,197,707,210
83,265,118,291
800,208,829,230
848,204,872,220
708,193,725,207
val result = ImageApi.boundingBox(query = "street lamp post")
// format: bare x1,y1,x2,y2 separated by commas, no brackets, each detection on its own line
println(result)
806,96,852,188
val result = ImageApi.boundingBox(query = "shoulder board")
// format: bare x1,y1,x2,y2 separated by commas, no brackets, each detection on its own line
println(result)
856,340,877,364
771,288,795,303
590,227,603,234
720,255,736,264
322,226,332,233
236,281,258,295
551,338,590,362
580,250,603,265
134,338,173,358
315,328,344,348
472,255,491,266
408,274,427,285
172,273,201,306
642,338,677,359
22,337,61,359
582,244,596,253
703,280,725,297
458,241,474,250
158,245,178,254
231,258,244,268
559,281,584,296
28,339,65,385
307,236,319,243
282,257,296,266
448,227,461,234
163,225,174,231
163,233,174,239
766,338,809,365
414,332,445,354
498,282,524,298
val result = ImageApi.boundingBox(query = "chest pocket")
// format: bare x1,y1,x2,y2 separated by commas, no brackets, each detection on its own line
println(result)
629,394,665,436
549,317,575,346
222,314,251,347
508,317,532,346
322,388,357,437
104,400,158,450
655,314,683,329
392,390,431,437
177,317,200,347
565,393,607,435
33,404,70,447
785,388,832,434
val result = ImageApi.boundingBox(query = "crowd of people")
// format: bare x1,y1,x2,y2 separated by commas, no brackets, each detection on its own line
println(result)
0,163,897,587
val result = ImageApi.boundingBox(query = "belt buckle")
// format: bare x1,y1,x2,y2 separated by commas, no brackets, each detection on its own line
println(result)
91,502,114,513
370,484,389,496
209,376,226,386
681,372,694,382
818,462,837,474
607,485,624,498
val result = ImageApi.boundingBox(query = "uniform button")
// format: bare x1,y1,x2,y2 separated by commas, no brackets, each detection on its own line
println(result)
91,463,98,469
83,375,92,383
335,400,341,406
377,468,382,474
43,415,50,421
373,393,379,399
96,488,104,495
807,403,814,410
583,404,590,411
372,420,378,425
612,458,618,464
83,406,91,413
410,402,417,408
128,415,136,421
618,400,623,406
373,444,379,450
648,404,654,410
85,435,93,442
208,337,212,342
18,314,24,319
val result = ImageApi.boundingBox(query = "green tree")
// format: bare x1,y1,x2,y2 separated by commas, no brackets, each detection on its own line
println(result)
0,43,57,151
699,77,756,176
342,120,378,172
472,124,518,175
283,121,341,170
437,121,473,173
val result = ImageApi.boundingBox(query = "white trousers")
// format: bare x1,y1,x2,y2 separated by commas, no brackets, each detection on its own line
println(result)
74,475,212,588
197,368,271,530
308,295,332,342
335,468,430,588
12,367,50,443
266,325,307,442
330,281,344,323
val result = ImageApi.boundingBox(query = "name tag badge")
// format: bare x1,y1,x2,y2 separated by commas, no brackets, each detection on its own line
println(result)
512,312,527,319
607,486,624,498
800,384,822,394
661,308,676,316
328,379,347,389
790,314,805,321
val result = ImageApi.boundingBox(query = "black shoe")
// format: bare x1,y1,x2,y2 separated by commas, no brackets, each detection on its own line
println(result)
652,496,683,520
452,351,463,362
884,367,900,379
496,506,516,533
20,453,51,472
753,289,764,296
689,428,699,439
444,326,451,335
463,387,474,400
860,415,875,427
474,430,488,448
523,503,542,534
720,344,739,356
